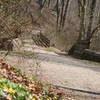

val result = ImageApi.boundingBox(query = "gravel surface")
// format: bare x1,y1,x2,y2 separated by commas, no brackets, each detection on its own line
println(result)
0,50,100,100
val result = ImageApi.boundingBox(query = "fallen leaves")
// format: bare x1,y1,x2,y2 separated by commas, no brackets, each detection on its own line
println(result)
0,59,65,100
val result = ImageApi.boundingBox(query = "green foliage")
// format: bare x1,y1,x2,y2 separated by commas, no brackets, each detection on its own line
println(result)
0,78,31,99
0,77,63,100
0,61,64,100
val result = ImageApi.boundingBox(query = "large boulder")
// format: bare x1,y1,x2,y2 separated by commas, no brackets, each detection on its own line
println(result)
12,38,23,51
82,49,100,62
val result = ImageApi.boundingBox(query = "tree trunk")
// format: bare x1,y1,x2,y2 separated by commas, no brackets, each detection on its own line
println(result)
68,0,97,56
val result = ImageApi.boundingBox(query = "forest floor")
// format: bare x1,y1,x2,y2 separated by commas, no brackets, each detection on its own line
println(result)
0,47,100,100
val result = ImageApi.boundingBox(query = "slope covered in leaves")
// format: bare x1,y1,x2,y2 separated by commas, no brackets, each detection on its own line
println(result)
0,59,73,100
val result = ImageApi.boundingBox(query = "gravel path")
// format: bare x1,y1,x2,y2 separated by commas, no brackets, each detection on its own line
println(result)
0,50,100,100
37,53,100,100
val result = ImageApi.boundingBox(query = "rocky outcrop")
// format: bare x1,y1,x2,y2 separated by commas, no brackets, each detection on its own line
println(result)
12,38,23,51
82,49,100,62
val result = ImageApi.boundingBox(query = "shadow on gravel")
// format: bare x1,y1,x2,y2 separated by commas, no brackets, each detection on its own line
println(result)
55,52,100,72
56,52,100,63
55,85,100,95
1,51,100,72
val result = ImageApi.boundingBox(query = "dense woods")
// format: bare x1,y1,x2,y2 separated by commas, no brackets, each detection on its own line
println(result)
37,0,100,53
0,0,100,53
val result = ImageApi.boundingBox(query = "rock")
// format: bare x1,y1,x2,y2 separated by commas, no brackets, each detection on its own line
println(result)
82,49,100,62
0,38,13,50
32,30,50,47
12,38,23,51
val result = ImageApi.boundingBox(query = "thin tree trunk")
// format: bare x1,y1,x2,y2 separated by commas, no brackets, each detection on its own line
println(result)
62,0,70,28
59,0,65,29
86,0,97,41
56,0,60,29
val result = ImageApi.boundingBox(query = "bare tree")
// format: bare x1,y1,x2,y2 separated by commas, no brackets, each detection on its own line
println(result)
56,0,70,30
37,0,70,30
68,0,100,55
37,0,100,54
0,0,35,50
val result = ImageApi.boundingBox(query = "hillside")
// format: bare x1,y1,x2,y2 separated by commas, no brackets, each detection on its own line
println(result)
22,0,100,52
0,0,100,52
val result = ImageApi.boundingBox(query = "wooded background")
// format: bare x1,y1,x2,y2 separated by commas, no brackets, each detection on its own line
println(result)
0,0,100,53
